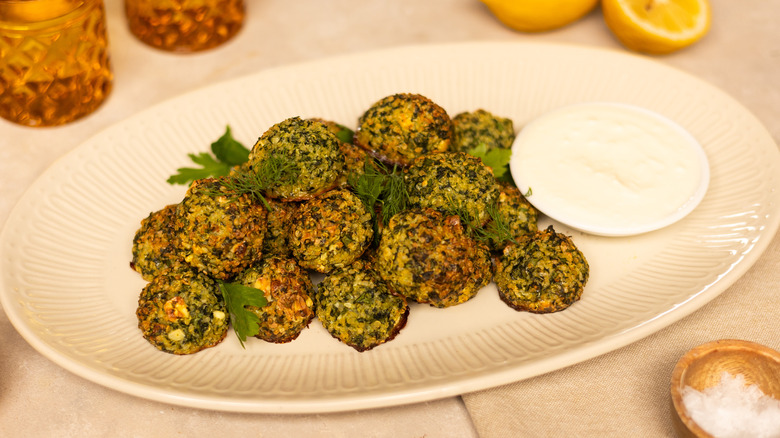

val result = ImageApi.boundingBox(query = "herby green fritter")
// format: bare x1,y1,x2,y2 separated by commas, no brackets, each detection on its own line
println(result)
494,225,589,313
177,177,267,281
235,256,315,343
376,208,492,308
308,118,369,188
354,93,453,167
452,109,515,153
316,260,409,352
247,117,345,201
487,182,539,251
262,199,294,258
405,152,500,228
131,203,185,281
136,267,228,354
289,188,374,273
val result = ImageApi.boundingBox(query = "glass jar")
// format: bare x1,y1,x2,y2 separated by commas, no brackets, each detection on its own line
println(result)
125,0,245,53
0,0,113,127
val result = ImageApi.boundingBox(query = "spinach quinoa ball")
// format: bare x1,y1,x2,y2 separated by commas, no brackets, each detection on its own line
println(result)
494,225,589,314
405,151,500,228
176,177,267,281
316,260,409,352
136,267,229,355
261,199,294,257
235,256,315,343
131,203,185,281
376,208,492,308
354,93,453,167
311,117,370,188
452,109,515,153
487,182,539,252
247,116,345,201
289,188,374,273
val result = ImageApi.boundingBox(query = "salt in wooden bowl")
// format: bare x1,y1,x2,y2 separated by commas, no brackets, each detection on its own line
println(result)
670,339,780,437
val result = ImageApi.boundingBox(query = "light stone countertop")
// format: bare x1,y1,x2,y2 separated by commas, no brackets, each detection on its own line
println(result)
1,1,778,437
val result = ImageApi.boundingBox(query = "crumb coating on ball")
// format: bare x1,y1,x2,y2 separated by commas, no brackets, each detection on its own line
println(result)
247,117,345,201
405,152,500,228
131,203,185,281
376,208,492,308
235,256,315,343
452,109,515,153
317,260,409,352
494,225,589,313
289,188,374,273
177,177,267,281
136,268,228,355
354,93,453,167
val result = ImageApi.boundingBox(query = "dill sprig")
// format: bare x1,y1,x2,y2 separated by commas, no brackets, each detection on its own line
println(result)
377,166,408,225
220,154,300,209
443,197,516,246
348,160,409,242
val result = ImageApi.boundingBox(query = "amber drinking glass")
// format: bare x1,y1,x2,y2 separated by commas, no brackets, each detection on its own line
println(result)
125,0,245,53
0,0,113,127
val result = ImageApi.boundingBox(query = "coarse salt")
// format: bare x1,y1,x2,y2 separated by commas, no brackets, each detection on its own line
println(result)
681,372,780,438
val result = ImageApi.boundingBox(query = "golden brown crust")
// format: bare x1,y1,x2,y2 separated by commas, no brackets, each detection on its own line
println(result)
176,177,268,280
316,260,410,351
494,225,589,313
236,256,315,344
376,208,492,308
354,93,453,167
289,188,373,273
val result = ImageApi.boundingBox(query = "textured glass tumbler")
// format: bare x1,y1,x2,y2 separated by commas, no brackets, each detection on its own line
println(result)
125,0,245,53
0,0,113,127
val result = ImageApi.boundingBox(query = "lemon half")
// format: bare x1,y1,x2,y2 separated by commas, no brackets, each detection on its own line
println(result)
602,0,712,54
480,0,600,33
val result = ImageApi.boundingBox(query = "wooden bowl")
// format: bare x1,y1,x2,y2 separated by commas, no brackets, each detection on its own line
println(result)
670,339,780,437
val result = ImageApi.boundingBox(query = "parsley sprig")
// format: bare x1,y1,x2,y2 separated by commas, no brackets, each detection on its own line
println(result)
167,126,251,185
219,281,268,348
467,143,514,184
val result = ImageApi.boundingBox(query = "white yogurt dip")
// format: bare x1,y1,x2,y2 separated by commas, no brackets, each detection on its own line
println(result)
510,102,709,236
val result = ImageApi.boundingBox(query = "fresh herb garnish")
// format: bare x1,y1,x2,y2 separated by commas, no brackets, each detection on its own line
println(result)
444,196,516,246
219,281,268,348
467,144,514,184
167,126,251,185
332,124,355,144
349,160,409,242
220,154,300,209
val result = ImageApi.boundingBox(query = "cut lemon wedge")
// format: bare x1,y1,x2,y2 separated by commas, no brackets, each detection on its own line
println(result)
480,0,599,33
602,0,711,54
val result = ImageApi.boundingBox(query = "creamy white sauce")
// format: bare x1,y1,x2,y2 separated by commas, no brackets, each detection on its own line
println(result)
510,102,709,236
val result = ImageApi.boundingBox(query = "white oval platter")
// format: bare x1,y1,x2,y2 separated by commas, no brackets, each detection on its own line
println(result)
2,41,779,413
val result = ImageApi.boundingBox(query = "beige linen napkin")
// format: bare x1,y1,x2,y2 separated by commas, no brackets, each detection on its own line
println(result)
463,230,780,437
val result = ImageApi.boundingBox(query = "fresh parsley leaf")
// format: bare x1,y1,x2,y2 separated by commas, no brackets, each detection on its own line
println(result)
333,124,355,144
166,152,231,185
467,144,514,183
166,126,250,185
211,125,250,166
219,281,268,348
